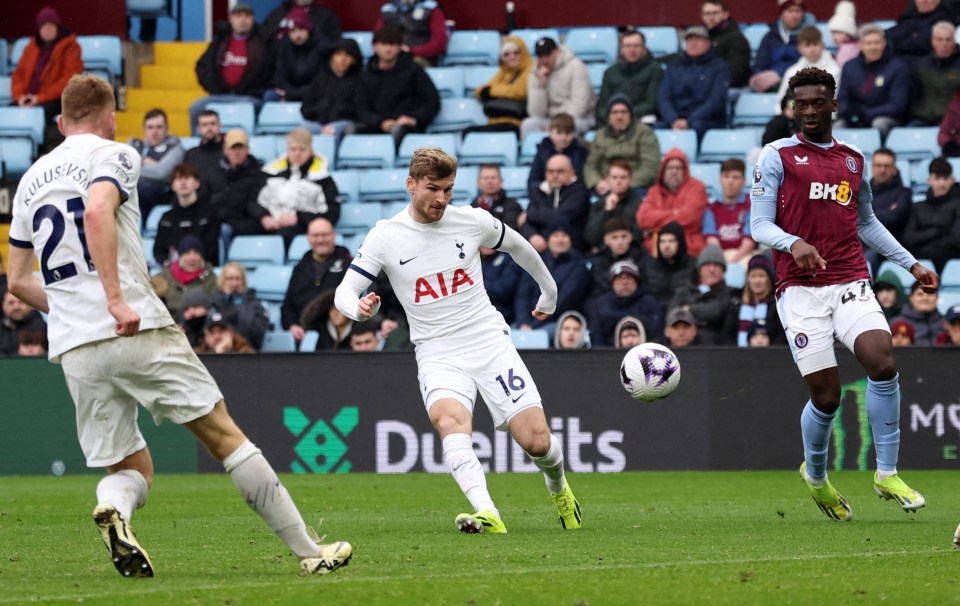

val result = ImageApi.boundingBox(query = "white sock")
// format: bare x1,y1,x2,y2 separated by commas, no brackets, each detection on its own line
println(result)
528,434,566,494
223,440,318,558
877,468,897,481
96,469,149,520
443,433,498,516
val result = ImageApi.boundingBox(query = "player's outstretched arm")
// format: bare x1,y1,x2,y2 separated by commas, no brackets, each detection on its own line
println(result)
85,181,140,336
6,246,49,313
911,264,940,293
497,226,558,317
334,268,380,321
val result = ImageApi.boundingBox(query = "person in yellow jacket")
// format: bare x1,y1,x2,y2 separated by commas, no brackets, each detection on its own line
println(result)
465,36,532,136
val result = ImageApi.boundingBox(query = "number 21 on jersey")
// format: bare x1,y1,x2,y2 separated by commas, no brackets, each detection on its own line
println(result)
32,197,94,284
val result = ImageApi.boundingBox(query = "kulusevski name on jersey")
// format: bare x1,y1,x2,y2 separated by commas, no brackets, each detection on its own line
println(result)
18,161,93,207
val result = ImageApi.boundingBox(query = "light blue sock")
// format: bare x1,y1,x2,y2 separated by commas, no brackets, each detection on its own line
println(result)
867,374,901,473
801,400,835,480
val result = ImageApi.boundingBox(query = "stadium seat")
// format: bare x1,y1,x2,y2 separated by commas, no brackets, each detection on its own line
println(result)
359,168,410,203
885,126,940,162
338,204,383,235
909,157,960,196
564,27,619,64
248,135,279,163
452,165,479,204
312,134,336,168
344,232,367,254
396,132,459,167
833,128,882,157
742,23,769,60
336,134,395,169
512,328,550,349
141,204,170,238
0,137,33,179
426,98,486,133
0,40,7,76
688,163,721,199
9,37,30,68
261,331,297,353
442,30,501,66
246,263,293,303
520,131,548,164
142,236,159,273
342,31,373,58
816,23,837,53
876,259,935,293
127,0,169,19
78,36,123,83
0,106,45,149
500,165,531,199
179,135,200,151
426,67,466,99
587,63,607,95
724,263,746,289
382,200,408,218
262,300,281,330
286,234,310,264
638,26,679,58
895,159,912,189
458,132,518,166
731,92,777,127
331,169,360,204
256,102,303,135
0,76,11,105
463,65,499,96
698,128,761,162
937,291,960,315
654,129,698,162
939,259,960,293
299,330,320,351
227,235,286,268
508,29,561,56
204,101,255,134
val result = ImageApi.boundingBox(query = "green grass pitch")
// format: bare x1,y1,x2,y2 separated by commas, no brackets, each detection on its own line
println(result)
1,471,958,605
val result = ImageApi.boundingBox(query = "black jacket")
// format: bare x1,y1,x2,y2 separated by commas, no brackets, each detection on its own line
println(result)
281,246,352,329
870,173,912,241
184,138,224,195
470,190,523,231
301,38,366,124
208,155,267,229
195,22,274,97
358,52,440,130
153,195,220,266
212,288,271,351
262,0,341,45
273,34,326,102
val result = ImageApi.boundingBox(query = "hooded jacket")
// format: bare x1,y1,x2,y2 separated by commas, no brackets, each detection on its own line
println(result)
873,269,907,320
11,25,83,104
195,22,274,97
837,45,911,125
595,52,663,122
584,94,661,190
211,287,271,351
636,148,709,257
526,45,596,120
641,221,698,308
614,315,647,347
301,38,366,125
476,35,533,128
553,310,591,349
358,51,441,129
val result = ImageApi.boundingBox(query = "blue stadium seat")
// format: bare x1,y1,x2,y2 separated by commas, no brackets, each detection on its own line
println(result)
261,331,297,353
654,129,698,162
0,138,32,179
248,135,279,163
227,235,286,268
359,168,410,203
141,204,170,238
0,106,45,149
459,132,518,166
938,291,960,315
732,92,777,127
452,165,479,205
262,300,281,330
895,159,912,189
336,134,395,169
342,31,373,58
127,0,169,18
564,27,619,64
10,37,30,68
247,263,293,303
724,263,746,289
638,26,679,58
0,76,11,105
299,330,320,351
338,204,383,235
286,234,310,264
78,36,123,83
312,134,336,168
833,127,882,157
698,128,761,162
688,162,722,199
941,259,960,293
463,65,499,96
331,169,360,204
885,126,940,162
442,30,501,66
426,66,466,99
179,135,200,151
344,232,367,254
256,101,303,135
142,236,159,273
520,131,548,164
427,98,486,133
397,132,459,167
0,40,7,76
204,101,255,134
816,23,837,53
876,259,935,293
909,158,960,196
587,63,607,95
742,23,769,60
508,29,561,56
512,329,550,349
500,165,531,199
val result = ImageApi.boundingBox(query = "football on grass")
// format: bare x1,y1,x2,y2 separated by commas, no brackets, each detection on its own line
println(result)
619,343,681,402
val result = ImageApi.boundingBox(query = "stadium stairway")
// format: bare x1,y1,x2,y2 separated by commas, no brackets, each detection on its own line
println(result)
117,42,206,140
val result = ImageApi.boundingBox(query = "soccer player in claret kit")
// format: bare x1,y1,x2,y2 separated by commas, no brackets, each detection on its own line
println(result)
6,75,351,577
751,67,939,521
335,147,581,533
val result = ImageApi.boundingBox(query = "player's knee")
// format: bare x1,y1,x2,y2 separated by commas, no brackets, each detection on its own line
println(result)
520,429,552,458
867,358,897,382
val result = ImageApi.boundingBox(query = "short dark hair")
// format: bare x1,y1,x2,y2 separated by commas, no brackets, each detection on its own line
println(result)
549,113,575,134
788,66,836,96
350,322,378,338
873,147,896,161
373,26,404,45
172,162,200,180
143,108,167,125
796,25,822,45
198,109,220,121
929,157,952,177
720,158,745,174
621,29,646,46
701,0,729,10
478,163,502,176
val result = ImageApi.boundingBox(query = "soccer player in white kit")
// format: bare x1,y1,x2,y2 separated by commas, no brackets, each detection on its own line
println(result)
5,75,351,578
335,148,581,533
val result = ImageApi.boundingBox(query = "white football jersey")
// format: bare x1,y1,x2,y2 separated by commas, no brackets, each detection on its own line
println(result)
352,204,509,354
9,134,174,361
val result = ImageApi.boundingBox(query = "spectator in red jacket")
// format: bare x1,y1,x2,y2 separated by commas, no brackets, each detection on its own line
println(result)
636,148,709,257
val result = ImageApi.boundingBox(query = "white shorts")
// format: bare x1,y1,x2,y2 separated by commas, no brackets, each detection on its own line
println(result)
60,326,223,467
417,335,543,431
776,280,891,376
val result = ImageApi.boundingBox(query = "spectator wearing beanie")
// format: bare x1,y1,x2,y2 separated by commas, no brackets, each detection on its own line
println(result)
890,319,916,347
587,216,647,301
737,254,784,347
827,0,859,69
746,318,772,347
586,259,664,346
151,236,219,318
667,243,740,344
265,7,327,103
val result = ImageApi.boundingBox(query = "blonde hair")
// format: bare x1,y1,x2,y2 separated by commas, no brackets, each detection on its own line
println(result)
287,127,313,148
409,147,457,181
60,74,115,126
218,261,248,292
